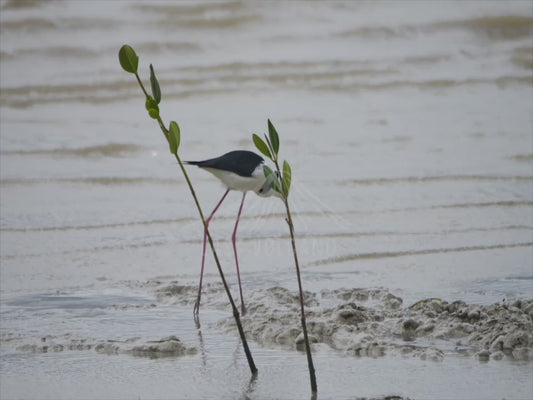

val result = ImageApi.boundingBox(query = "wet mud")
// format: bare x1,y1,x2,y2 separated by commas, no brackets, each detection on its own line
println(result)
11,334,197,359
6,282,532,365
185,285,533,362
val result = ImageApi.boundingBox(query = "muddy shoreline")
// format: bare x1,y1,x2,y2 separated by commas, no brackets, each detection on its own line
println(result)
2,282,531,400
156,282,533,363
6,282,531,364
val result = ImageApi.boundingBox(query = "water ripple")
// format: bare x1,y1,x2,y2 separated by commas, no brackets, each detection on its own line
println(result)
310,242,533,266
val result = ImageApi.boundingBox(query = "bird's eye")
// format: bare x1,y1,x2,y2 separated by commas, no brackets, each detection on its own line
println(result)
259,188,264,193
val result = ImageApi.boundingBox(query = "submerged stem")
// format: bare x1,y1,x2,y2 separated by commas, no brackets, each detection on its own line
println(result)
275,160,317,394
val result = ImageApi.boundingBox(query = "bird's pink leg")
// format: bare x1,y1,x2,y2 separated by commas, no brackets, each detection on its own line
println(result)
232,192,247,315
193,188,230,315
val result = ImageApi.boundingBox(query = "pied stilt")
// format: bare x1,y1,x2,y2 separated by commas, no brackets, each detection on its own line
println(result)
186,150,279,315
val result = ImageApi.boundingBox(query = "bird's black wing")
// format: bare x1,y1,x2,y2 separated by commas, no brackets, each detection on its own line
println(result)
186,150,264,177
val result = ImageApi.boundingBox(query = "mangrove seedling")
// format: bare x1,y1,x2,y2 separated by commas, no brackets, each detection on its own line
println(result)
253,120,318,394
118,44,257,376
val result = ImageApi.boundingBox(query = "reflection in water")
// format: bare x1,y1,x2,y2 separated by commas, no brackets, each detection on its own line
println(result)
241,372,258,400
194,314,207,368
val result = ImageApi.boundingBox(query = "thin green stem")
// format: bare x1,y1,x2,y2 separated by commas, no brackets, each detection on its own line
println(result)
156,117,169,142
134,72,150,98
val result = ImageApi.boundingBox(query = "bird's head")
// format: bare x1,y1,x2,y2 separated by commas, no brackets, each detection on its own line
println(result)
255,170,283,198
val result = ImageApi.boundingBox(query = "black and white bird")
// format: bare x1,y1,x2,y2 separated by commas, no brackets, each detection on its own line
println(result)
186,150,279,315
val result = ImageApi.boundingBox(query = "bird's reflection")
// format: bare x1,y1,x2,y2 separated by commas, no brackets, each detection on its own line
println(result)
194,313,260,399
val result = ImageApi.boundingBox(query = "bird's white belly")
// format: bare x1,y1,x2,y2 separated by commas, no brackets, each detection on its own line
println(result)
204,166,265,192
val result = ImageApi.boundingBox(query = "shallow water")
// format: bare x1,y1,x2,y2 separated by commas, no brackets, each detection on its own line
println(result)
1,0,532,399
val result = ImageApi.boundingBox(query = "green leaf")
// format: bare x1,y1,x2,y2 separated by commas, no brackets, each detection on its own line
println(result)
282,160,292,196
148,108,159,119
145,96,159,119
267,119,280,156
263,134,272,153
149,64,161,104
253,134,272,159
145,96,158,110
118,45,138,74
169,121,180,154
263,165,281,194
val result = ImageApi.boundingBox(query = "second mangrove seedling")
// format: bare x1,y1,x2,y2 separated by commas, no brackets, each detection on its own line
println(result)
253,121,318,395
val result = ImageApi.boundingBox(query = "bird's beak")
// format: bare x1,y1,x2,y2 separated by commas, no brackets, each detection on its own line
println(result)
272,189,283,199
256,178,283,198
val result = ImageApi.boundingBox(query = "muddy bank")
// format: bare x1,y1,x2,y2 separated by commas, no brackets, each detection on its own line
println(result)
6,282,532,364
158,284,532,362
9,334,197,359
